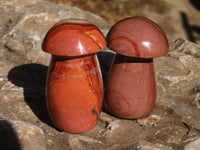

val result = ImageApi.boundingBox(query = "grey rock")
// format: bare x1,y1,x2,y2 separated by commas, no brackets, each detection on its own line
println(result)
184,137,200,150
0,0,200,150
155,38,200,130
127,140,175,150
0,0,110,66
0,120,46,150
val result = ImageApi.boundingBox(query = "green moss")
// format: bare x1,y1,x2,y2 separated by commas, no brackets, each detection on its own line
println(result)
160,1,170,13
126,4,136,16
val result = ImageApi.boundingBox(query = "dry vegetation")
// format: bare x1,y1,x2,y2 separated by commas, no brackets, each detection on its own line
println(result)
46,0,170,24
45,0,200,44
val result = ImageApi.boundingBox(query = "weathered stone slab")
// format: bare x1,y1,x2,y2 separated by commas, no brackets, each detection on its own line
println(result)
0,120,46,150
0,0,200,150
155,39,200,130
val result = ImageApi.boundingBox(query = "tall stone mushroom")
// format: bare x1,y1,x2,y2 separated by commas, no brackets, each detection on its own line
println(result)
105,17,168,119
42,19,106,133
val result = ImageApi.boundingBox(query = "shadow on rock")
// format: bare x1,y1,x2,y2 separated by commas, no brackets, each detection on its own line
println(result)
8,63,54,128
181,12,200,43
190,0,200,11
0,120,21,150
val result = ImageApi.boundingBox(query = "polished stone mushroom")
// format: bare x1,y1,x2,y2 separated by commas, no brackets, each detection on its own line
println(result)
105,17,169,119
42,19,106,133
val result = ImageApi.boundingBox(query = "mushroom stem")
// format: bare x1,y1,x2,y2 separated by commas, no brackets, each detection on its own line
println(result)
105,54,156,119
46,54,104,133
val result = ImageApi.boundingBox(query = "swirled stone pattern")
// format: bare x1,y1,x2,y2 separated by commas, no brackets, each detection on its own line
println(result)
105,55,156,119
42,19,106,133
107,17,168,58
42,19,106,56
46,55,104,133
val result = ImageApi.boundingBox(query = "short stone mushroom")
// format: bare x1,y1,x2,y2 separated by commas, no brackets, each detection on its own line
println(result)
105,17,169,119
42,19,106,133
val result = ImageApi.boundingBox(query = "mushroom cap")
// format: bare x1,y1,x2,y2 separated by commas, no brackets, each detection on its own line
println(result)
107,17,169,58
42,19,106,56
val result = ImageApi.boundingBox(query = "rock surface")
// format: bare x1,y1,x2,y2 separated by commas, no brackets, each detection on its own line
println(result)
0,0,200,150
0,120,46,150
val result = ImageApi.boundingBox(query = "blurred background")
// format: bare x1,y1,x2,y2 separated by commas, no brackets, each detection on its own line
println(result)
46,0,200,44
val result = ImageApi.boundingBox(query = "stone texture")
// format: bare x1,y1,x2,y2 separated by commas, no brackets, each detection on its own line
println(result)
0,0,110,66
0,120,46,150
155,38,200,130
127,140,175,150
0,0,200,150
184,138,200,150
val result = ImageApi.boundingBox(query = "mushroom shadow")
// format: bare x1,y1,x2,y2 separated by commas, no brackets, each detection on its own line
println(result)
0,120,21,150
97,51,115,113
97,51,115,85
181,11,200,43
189,0,200,11
8,63,54,128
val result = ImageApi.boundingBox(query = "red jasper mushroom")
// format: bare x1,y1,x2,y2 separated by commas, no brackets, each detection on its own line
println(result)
42,19,106,133
105,17,168,119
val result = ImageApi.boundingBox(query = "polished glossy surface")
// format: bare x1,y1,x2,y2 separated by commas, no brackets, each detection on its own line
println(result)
46,55,103,133
42,19,106,133
105,54,156,119
107,17,168,58
42,19,106,56
105,17,169,119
